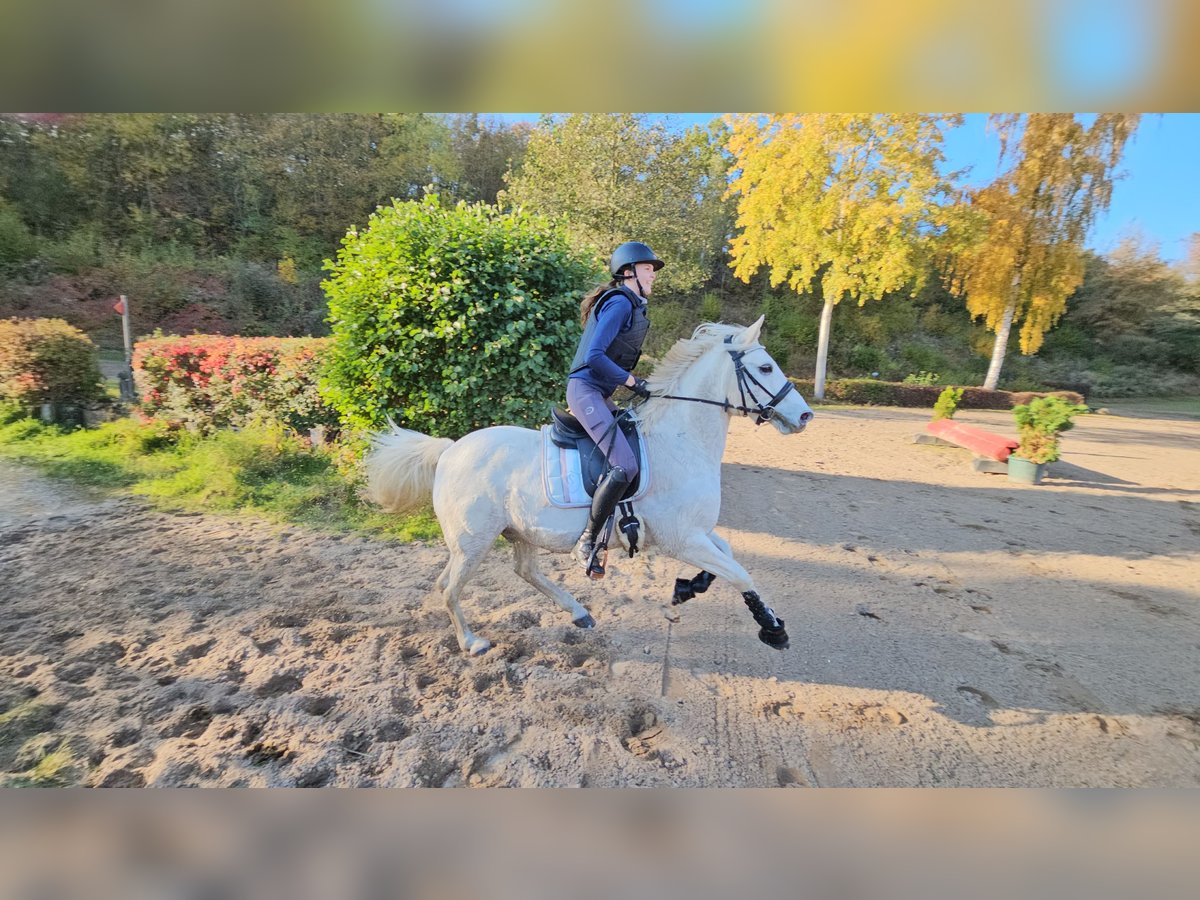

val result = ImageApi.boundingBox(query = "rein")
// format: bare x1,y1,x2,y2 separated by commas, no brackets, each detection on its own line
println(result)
640,336,796,426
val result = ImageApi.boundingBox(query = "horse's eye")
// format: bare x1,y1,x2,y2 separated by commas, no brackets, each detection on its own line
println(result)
758,364,774,374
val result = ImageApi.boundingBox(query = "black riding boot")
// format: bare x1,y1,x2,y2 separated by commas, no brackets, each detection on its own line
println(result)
572,466,630,578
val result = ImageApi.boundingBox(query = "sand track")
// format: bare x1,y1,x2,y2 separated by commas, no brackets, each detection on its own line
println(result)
2,408,1199,786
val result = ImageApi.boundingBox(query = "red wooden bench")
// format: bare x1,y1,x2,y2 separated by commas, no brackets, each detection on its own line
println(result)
925,418,1018,462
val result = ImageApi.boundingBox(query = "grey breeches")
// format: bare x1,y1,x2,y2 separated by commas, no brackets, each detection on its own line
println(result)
566,379,639,478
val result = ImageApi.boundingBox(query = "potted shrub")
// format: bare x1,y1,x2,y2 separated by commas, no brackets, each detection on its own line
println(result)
1008,396,1089,484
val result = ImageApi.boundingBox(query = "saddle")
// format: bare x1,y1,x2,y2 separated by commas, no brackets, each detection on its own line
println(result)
541,407,648,509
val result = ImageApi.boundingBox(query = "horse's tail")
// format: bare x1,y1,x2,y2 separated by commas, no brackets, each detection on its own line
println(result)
364,421,455,514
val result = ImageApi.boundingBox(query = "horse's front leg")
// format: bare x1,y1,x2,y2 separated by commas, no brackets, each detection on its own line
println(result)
671,531,789,650
671,530,727,605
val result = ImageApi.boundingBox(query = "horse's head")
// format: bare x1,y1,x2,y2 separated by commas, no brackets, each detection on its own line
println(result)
646,317,813,434
718,316,813,434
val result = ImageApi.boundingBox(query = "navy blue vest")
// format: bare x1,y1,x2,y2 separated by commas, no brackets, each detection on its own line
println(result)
569,286,650,378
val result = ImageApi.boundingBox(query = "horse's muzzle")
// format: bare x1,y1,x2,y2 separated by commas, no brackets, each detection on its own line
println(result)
772,399,814,434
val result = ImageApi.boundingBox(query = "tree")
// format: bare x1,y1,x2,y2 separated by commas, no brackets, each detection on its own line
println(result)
445,115,530,205
1069,234,1184,335
500,114,729,293
724,113,961,399
948,114,1140,390
238,114,454,266
1179,232,1200,287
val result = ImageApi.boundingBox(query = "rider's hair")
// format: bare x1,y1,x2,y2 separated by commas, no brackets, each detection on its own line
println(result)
579,278,621,326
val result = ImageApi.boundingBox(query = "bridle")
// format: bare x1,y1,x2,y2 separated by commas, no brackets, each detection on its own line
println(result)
647,335,800,426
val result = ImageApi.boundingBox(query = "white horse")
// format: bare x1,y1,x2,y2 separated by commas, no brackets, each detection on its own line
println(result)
364,317,813,655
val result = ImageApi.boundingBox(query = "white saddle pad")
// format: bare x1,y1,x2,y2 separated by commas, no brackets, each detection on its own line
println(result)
540,425,650,509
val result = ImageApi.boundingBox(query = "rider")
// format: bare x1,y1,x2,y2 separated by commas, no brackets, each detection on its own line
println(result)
567,240,662,576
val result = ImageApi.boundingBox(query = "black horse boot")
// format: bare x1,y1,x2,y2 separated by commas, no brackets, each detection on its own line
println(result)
571,466,630,579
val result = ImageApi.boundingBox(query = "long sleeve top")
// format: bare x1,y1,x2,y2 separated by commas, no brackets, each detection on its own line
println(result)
568,293,641,394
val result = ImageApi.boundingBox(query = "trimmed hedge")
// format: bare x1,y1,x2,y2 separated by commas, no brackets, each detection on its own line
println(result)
133,334,337,434
788,377,1085,409
321,196,597,438
0,316,105,407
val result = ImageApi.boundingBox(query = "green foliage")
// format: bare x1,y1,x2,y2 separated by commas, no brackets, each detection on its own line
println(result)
699,291,722,322
899,343,950,377
0,200,37,274
0,416,441,542
37,222,109,274
932,386,965,420
758,292,820,370
643,300,691,359
0,317,105,407
321,195,596,437
501,114,731,294
903,371,941,385
1012,396,1089,463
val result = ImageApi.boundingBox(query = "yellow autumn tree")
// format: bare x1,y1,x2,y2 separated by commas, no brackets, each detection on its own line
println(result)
949,113,1140,390
724,113,961,399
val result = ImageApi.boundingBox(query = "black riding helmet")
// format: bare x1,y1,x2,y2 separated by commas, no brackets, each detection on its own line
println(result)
610,241,665,277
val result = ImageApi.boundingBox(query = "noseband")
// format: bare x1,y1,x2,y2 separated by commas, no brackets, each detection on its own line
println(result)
648,335,798,426
723,335,797,425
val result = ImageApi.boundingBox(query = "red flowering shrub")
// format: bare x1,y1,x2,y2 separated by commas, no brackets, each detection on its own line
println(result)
134,334,336,433
0,317,105,407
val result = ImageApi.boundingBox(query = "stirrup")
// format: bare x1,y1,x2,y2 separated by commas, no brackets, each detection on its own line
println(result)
586,545,608,580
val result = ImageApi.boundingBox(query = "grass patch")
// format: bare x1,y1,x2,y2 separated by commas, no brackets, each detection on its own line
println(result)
0,416,442,542
0,694,68,787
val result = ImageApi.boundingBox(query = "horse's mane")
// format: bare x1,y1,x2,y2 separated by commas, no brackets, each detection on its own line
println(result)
639,322,743,429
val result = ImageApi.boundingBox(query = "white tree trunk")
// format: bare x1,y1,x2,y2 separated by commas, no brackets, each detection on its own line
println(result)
813,295,836,400
983,300,1017,390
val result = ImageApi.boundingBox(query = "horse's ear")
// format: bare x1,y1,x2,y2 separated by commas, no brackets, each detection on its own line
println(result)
736,315,765,348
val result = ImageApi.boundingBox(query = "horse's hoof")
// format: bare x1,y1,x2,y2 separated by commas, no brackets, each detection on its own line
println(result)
573,613,595,629
758,624,790,650
467,638,491,656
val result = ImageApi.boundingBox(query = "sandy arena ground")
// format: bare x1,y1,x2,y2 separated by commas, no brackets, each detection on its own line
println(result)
2,405,1198,787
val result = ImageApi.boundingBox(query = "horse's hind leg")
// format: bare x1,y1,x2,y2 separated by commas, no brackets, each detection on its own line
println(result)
510,538,594,628
441,539,494,656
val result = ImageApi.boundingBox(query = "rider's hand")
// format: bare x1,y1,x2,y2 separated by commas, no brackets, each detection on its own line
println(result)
629,377,651,400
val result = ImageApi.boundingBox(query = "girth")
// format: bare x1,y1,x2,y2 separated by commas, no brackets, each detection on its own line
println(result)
549,407,642,499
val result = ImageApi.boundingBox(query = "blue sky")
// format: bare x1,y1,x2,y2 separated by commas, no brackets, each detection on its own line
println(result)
489,113,1199,264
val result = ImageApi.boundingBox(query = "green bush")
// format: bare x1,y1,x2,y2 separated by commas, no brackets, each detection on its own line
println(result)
321,196,597,437
932,386,964,420
1012,396,1089,464
0,317,105,408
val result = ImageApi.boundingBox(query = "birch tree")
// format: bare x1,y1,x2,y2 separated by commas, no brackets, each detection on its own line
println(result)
949,114,1140,390
724,114,960,399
